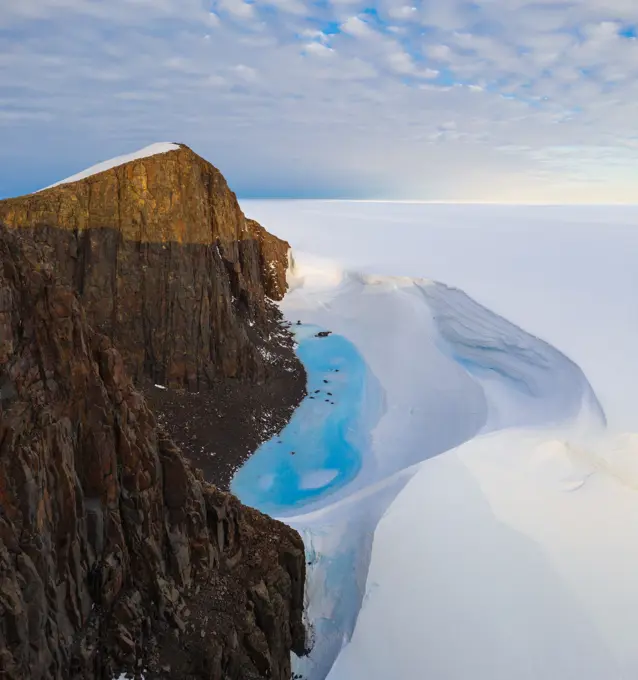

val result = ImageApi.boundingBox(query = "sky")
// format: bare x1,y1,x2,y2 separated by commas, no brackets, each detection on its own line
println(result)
1,0,638,202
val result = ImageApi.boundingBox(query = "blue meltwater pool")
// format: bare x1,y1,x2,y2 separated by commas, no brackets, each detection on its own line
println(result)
230,324,373,516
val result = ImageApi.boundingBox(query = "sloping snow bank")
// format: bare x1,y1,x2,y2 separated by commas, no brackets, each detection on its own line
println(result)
420,280,605,432
284,262,490,487
328,428,638,680
237,201,638,680
275,252,607,679
285,256,603,486
40,142,180,191
244,200,638,432
286,469,414,680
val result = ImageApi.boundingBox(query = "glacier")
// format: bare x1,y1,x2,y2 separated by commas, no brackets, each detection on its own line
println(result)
232,201,638,680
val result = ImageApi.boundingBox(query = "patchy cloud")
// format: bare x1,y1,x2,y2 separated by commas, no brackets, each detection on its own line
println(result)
1,0,637,201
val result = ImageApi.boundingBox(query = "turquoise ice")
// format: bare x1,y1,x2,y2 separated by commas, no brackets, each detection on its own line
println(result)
231,324,371,515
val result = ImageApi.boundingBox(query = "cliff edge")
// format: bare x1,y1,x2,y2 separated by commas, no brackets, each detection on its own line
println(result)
0,144,291,389
0,225,306,679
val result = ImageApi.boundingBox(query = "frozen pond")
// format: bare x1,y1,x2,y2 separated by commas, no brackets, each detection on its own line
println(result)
231,324,376,516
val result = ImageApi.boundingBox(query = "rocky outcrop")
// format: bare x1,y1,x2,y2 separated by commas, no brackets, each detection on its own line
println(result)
245,219,290,301
0,226,306,679
0,145,291,389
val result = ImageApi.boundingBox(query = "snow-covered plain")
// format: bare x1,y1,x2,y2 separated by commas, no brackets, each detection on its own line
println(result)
234,201,638,680
246,201,638,432
40,142,180,191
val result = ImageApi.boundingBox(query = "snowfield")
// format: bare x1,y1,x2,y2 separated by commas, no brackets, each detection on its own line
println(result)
40,142,180,191
329,429,638,680
234,201,638,679
247,201,638,431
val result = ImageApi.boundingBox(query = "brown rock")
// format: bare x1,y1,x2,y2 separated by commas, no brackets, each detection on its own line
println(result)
0,145,291,389
0,226,305,679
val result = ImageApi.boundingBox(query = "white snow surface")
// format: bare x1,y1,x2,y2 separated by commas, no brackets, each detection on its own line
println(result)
330,430,638,680
40,142,180,191
246,201,638,432
236,200,638,680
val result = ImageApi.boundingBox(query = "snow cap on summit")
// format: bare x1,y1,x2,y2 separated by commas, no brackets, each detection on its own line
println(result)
39,142,182,192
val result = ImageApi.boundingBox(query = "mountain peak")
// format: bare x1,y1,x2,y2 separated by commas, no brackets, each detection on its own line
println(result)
39,142,185,192
0,144,291,388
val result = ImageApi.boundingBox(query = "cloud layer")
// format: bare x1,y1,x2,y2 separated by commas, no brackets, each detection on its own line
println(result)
1,0,637,201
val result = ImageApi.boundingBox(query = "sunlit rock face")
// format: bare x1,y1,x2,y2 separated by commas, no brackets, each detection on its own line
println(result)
0,147,307,679
0,144,291,389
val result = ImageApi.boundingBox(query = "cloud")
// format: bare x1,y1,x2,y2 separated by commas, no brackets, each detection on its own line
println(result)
264,0,308,14
216,0,255,19
304,42,335,56
232,64,258,81
341,16,375,38
387,5,418,20
386,49,438,78
1,0,638,201
300,29,330,43
425,43,453,63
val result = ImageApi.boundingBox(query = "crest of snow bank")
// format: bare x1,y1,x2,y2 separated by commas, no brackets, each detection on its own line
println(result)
39,142,181,191
279,250,610,680
286,250,604,431
286,252,435,293
287,252,346,291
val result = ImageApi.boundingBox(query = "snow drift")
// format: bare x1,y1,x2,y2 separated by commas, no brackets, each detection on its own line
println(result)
278,256,608,679
231,201,638,680
328,427,638,680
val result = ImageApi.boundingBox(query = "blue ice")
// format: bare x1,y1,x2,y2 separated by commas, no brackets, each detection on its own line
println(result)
231,324,370,516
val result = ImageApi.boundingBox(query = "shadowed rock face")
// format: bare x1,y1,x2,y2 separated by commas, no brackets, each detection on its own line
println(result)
0,226,306,679
0,145,291,389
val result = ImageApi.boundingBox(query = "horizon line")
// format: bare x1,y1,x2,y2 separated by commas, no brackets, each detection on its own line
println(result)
239,198,638,206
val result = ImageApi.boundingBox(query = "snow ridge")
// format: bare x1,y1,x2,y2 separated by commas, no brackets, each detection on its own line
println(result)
415,279,607,431
234,202,638,680
39,142,181,191
272,255,609,680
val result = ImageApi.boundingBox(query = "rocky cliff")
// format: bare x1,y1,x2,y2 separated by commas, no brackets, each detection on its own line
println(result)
0,226,306,679
0,145,291,389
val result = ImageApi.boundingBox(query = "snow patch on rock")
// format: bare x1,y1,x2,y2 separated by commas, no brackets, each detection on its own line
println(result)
40,142,181,191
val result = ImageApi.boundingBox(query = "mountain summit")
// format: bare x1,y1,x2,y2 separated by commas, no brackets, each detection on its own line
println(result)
0,146,307,679
0,144,290,389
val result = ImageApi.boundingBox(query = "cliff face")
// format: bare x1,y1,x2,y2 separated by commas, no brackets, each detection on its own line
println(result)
0,145,290,388
0,226,306,679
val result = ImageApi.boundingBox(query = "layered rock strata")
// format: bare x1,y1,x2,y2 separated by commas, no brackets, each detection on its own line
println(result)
0,145,292,389
0,226,306,679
